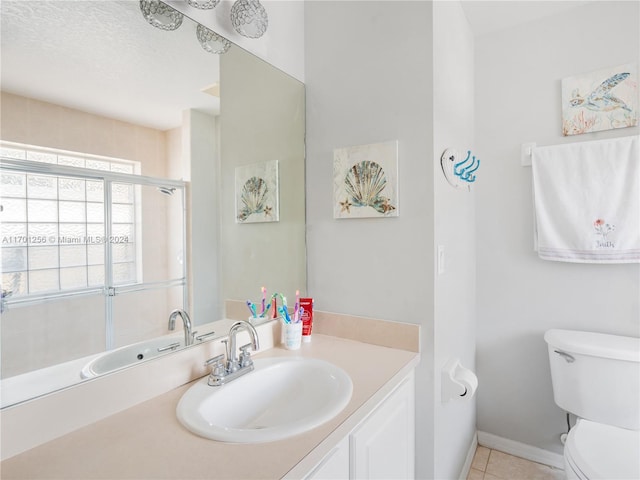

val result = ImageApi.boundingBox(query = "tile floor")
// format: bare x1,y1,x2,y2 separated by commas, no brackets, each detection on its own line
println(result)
468,446,565,480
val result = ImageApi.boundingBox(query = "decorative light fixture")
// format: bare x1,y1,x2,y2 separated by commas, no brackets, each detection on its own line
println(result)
186,0,220,9
139,0,183,31
230,0,268,39
196,24,231,54
140,0,232,55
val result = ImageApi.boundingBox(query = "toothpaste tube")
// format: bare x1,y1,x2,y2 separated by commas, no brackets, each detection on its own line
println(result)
300,297,313,343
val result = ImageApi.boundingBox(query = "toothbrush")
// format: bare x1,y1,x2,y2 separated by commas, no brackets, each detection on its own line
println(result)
260,286,266,316
246,300,257,318
278,305,291,323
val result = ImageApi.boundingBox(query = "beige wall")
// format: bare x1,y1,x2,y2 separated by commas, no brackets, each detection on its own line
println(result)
1,92,184,377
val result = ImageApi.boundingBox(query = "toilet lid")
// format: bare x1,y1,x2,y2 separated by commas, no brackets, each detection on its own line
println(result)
566,419,640,480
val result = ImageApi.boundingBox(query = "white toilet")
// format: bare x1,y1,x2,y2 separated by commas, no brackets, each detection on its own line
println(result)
544,329,640,480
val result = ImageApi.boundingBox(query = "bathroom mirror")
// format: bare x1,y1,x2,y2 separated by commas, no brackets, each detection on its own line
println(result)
0,1,306,407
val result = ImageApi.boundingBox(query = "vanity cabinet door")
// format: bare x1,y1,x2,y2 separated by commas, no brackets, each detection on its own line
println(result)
350,374,415,479
305,437,349,480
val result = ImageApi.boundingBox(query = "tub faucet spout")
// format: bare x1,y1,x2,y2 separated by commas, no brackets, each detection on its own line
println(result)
168,309,194,346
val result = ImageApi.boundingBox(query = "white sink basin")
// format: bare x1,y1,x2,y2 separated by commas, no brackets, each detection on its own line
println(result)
176,357,353,443
81,336,186,378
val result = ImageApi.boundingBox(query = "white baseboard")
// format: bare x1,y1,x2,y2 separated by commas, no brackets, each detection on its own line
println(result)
459,432,479,480
477,431,564,469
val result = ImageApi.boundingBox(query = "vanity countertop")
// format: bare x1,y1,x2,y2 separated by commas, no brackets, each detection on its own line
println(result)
0,333,419,479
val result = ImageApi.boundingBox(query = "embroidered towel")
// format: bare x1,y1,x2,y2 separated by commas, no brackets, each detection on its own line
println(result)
532,135,640,263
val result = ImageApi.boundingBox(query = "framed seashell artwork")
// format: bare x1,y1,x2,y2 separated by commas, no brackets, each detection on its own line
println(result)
333,140,399,219
235,160,279,223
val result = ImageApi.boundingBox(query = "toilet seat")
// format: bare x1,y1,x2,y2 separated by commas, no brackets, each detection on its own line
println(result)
565,419,640,480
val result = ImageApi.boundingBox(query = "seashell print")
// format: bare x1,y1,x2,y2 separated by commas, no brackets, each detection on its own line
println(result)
344,161,396,215
237,176,269,222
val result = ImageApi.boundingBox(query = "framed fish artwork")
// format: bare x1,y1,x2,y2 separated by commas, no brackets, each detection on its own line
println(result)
561,63,638,136
333,140,399,219
235,160,279,223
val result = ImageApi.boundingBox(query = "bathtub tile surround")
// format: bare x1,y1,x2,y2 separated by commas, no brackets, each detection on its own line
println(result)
468,447,564,480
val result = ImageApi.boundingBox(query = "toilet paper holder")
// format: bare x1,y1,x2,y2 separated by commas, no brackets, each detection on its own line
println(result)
441,358,478,403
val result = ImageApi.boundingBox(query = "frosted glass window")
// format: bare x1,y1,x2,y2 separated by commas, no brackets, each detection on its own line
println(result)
58,178,86,201
1,173,26,197
27,199,58,222
28,223,58,245
60,245,87,267
113,262,136,284
60,266,88,289
27,175,57,199
112,223,133,240
112,204,134,223
86,203,104,223
88,265,104,286
112,183,134,203
111,163,133,174
87,223,105,239
85,159,110,171
2,247,27,271
59,201,86,223
2,271,27,295
1,222,26,243
28,246,59,270
29,269,59,292
26,151,56,164
112,244,135,263
86,181,104,202
0,198,26,222
1,142,184,309
0,147,26,159
87,245,104,265
58,156,85,168
59,223,86,240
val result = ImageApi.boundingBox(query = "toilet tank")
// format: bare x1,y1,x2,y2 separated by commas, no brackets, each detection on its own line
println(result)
544,329,640,430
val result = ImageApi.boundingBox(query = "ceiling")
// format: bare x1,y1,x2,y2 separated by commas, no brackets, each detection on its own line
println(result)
1,1,593,132
0,1,220,131
461,1,592,36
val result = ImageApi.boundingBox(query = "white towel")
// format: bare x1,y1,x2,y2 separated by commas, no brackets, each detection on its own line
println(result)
532,135,640,263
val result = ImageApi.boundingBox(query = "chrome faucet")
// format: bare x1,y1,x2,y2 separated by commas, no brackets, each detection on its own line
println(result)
168,309,195,346
205,320,260,386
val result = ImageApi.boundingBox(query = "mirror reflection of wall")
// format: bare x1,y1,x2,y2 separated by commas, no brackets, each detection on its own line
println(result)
0,0,306,408
220,45,306,305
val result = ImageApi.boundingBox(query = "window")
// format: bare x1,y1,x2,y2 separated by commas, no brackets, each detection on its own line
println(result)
1,142,141,298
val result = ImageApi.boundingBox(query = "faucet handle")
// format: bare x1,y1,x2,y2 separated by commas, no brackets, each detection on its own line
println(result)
239,343,254,368
221,338,230,359
204,354,226,375
205,354,227,386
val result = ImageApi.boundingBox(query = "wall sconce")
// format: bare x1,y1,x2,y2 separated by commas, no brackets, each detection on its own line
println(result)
230,0,269,39
140,0,183,31
187,0,220,9
196,24,232,54
140,0,269,54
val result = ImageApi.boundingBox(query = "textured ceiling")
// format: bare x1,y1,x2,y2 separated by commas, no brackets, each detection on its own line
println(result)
1,0,220,131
